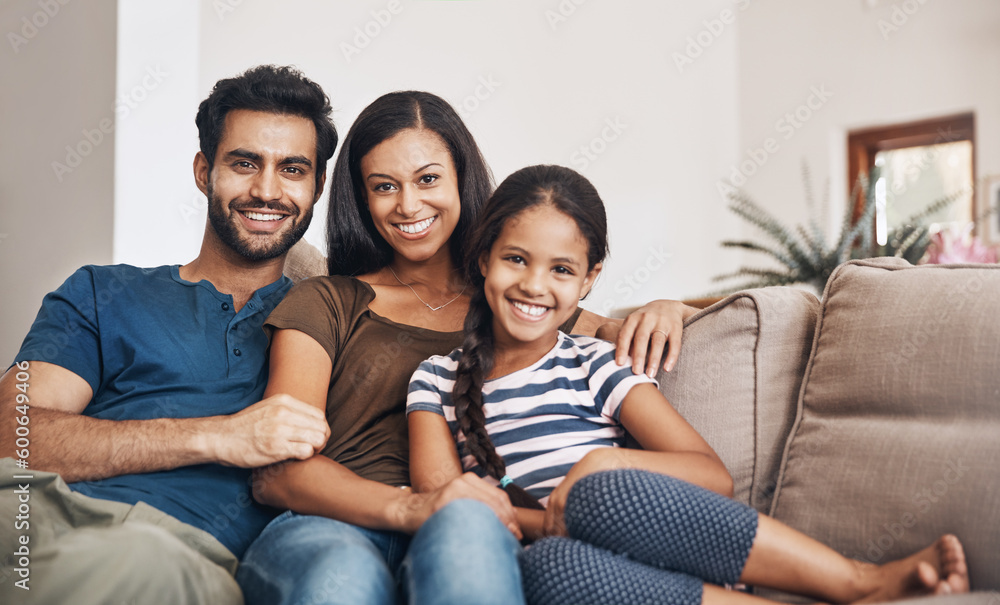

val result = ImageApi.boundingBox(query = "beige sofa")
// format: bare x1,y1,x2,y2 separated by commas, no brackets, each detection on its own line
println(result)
285,243,999,601
660,257,999,602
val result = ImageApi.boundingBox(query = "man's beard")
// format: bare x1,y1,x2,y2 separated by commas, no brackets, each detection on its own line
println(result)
206,185,313,261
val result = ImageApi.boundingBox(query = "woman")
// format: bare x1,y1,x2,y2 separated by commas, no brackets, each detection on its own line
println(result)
235,91,694,605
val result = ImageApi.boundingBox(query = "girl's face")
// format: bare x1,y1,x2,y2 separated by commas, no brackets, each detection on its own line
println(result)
479,204,601,352
360,128,461,265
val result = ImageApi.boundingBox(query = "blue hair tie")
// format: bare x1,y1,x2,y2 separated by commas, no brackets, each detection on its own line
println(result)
499,475,513,488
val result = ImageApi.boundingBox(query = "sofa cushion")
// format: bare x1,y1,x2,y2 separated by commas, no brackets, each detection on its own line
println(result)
657,287,818,512
769,258,1000,590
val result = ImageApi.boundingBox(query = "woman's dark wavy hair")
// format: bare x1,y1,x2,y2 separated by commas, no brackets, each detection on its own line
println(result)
195,65,338,191
452,165,609,510
326,91,493,276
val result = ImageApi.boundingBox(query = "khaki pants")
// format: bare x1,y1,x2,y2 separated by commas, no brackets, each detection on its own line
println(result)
0,458,242,605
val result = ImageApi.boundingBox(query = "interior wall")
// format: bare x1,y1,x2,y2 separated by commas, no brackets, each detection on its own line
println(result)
734,0,1000,261
0,0,118,365
6,1,999,366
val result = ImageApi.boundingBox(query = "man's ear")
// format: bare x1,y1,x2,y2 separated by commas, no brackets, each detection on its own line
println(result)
314,170,327,203
580,262,603,299
193,152,211,196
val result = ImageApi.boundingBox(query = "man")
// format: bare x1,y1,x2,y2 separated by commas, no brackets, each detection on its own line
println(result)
0,65,336,604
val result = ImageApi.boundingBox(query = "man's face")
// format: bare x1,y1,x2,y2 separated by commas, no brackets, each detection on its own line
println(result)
198,109,322,261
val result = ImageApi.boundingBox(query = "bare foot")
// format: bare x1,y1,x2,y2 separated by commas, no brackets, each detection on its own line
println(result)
853,535,969,603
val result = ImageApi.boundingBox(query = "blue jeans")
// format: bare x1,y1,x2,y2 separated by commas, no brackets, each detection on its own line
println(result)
237,499,524,605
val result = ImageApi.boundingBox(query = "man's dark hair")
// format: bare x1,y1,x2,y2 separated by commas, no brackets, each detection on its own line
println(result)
195,65,338,189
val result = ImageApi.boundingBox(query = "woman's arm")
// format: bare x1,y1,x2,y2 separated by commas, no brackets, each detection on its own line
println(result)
542,382,732,536
572,301,699,377
258,330,519,535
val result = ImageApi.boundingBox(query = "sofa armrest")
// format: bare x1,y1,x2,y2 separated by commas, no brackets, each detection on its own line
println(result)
657,286,819,512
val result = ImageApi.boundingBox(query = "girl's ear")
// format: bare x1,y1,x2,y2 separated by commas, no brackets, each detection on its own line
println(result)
580,262,602,299
478,252,490,278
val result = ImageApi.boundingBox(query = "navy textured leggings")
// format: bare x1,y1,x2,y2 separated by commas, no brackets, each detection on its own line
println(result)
520,469,758,605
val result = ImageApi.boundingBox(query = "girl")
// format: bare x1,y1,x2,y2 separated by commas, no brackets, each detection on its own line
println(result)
406,164,969,605
237,93,697,605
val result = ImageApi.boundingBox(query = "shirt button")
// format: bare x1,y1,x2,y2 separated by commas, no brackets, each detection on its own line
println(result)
222,303,230,311
233,348,241,357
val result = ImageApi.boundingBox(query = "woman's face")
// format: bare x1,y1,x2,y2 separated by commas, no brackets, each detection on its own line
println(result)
360,128,461,265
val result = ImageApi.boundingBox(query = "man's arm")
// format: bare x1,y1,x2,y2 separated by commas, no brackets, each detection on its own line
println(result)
0,361,329,483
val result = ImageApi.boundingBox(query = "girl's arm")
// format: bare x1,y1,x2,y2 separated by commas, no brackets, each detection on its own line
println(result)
254,329,520,536
542,382,732,536
409,409,537,540
571,301,699,378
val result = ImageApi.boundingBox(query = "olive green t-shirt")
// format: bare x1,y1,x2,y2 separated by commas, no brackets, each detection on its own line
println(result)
266,275,582,486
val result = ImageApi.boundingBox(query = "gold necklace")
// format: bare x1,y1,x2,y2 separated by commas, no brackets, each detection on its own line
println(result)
387,266,467,312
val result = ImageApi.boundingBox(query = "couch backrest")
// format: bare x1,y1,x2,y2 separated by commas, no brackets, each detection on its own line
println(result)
769,258,1000,591
657,287,819,511
284,239,327,282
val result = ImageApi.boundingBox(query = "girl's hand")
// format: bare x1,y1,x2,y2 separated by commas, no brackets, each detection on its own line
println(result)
609,300,697,377
542,448,630,537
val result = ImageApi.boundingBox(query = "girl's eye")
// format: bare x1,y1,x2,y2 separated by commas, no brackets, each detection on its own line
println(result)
373,182,397,192
504,255,525,265
553,265,574,275
419,174,439,185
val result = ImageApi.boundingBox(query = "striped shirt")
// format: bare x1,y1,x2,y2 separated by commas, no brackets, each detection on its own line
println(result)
406,332,656,505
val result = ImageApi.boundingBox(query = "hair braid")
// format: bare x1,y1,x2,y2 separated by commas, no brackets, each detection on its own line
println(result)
453,289,545,510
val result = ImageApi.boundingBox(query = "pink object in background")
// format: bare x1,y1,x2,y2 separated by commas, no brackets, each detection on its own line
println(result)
924,223,998,264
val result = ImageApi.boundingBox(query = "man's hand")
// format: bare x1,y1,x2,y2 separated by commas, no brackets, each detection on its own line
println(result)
208,393,331,468
397,472,521,539
611,300,697,377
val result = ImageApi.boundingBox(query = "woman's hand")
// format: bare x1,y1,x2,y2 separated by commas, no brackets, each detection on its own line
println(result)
604,300,697,377
399,472,523,540
542,448,629,537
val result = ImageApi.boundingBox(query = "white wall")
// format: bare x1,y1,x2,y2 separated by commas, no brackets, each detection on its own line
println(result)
0,0,117,365
114,0,202,268
734,0,1000,252
4,1,999,364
